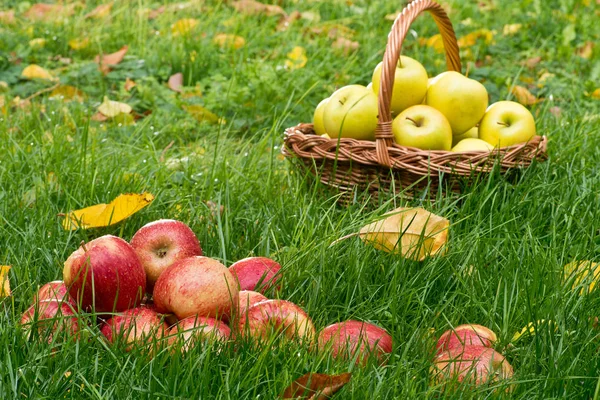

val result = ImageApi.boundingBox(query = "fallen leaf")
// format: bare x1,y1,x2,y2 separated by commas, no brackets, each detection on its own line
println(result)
457,29,494,48
95,45,128,74
181,85,203,99
61,193,155,230
300,11,320,23
512,320,556,342
277,11,301,31
0,266,10,298
29,38,47,49
524,56,541,69
91,112,108,122
49,85,85,102
332,37,359,55
592,88,600,99
564,260,600,294
0,10,16,24
232,0,285,17
147,6,165,19
282,372,351,399
85,2,113,19
98,96,132,118
68,37,90,50
124,78,136,91
171,18,199,36
502,23,522,36
213,33,246,49
576,41,594,59
308,24,355,40
21,64,55,81
183,104,224,124
285,46,307,70
420,34,445,54
356,207,449,261
24,3,73,21
537,71,555,87
511,85,541,105
168,73,184,92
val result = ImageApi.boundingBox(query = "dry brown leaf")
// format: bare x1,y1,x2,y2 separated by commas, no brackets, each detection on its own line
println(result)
91,112,108,122
61,193,155,230
49,85,85,102
576,41,594,59
183,104,225,124
524,56,541,69
168,73,184,92
85,2,113,19
232,0,285,17
332,37,359,55
124,77,136,91
147,6,165,19
277,10,301,31
281,372,351,399
0,266,10,298
24,3,74,21
511,85,542,105
213,33,246,49
95,45,128,74
356,207,449,261
22,64,55,81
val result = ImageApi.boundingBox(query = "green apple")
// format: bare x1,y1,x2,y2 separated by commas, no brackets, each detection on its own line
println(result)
323,85,378,140
372,56,428,116
426,71,488,136
313,98,329,136
392,105,452,151
479,101,536,147
452,126,479,146
451,138,494,152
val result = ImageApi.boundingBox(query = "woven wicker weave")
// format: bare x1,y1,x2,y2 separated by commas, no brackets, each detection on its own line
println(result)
283,0,548,203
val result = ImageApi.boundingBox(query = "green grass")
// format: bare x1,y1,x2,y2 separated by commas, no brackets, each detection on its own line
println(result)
1,0,600,398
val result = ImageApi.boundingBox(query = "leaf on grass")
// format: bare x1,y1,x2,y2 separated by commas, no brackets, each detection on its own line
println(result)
171,18,199,36
282,372,351,399
85,2,113,19
232,0,286,17
457,29,494,48
69,37,90,50
213,33,246,49
564,260,600,294
277,11,301,31
61,193,155,230
29,38,46,49
24,3,73,21
576,41,594,59
21,64,55,81
332,37,359,55
512,320,556,342
592,89,600,99
511,85,541,105
420,34,445,54
168,73,184,92
183,104,224,124
524,56,541,69
502,23,522,36
0,266,10,298
285,46,307,70
0,10,16,24
124,78,136,91
356,207,449,261
98,96,132,118
49,85,85,102
95,45,128,74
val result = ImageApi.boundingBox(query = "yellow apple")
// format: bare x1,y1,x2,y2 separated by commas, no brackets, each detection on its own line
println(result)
451,138,494,152
452,126,479,146
372,56,428,115
366,82,373,91
479,101,536,148
392,105,452,151
426,71,488,136
313,98,329,136
323,85,378,140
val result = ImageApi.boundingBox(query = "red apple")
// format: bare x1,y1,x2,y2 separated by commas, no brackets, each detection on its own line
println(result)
101,307,168,351
153,256,238,320
431,345,514,388
33,280,75,305
237,290,268,320
228,257,281,293
130,219,203,292
238,299,315,344
436,324,497,354
317,320,393,364
20,300,79,342
63,235,146,313
169,316,231,352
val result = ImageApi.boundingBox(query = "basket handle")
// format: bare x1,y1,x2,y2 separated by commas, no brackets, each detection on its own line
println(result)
375,0,461,167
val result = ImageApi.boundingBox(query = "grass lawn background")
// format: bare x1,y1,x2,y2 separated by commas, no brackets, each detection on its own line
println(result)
1,0,600,398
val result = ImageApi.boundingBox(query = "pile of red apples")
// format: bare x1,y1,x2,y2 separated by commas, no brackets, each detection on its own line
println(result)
20,219,393,364
431,324,514,390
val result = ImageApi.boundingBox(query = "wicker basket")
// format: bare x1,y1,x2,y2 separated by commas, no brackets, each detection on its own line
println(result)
283,0,548,203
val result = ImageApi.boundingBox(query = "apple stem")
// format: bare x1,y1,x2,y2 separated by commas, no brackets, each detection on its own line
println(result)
405,117,421,127
497,121,510,127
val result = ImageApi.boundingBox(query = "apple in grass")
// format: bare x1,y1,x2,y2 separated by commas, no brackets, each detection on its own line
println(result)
426,71,489,136
312,98,329,136
63,235,146,313
323,85,378,140
237,290,268,320
229,257,281,294
169,316,231,352
317,320,393,365
33,281,75,305
20,300,80,342
153,256,238,320
436,324,497,354
372,56,429,115
130,219,203,292
101,306,168,352
479,101,536,148
392,105,452,151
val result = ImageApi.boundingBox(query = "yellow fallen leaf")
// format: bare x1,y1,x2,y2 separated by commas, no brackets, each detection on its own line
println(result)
285,46,307,70
512,320,556,342
457,29,494,48
577,41,594,59
0,266,10,298
421,34,445,53
61,193,155,230
85,2,113,19
69,37,90,50
21,64,55,81
172,18,199,36
502,23,522,36
356,207,449,261
213,33,245,49
537,71,555,87
592,89,600,99
124,78,136,92
511,85,541,106
564,260,600,294
49,85,85,103
98,96,132,118
183,104,225,124
29,38,46,49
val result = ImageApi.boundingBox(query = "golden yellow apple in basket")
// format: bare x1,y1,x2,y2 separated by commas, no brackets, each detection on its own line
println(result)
322,85,378,140
313,98,329,136
478,101,536,148
452,126,479,146
451,138,494,152
392,105,452,151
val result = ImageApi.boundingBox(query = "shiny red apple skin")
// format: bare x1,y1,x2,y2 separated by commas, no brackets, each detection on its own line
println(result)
228,257,281,293
101,307,168,351
238,299,315,343
130,219,203,292
153,256,239,320
436,324,497,355
237,290,268,320
169,316,231,352
317,320,393,364
63,235,146,313
20,300,79,341
33,280,75,305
